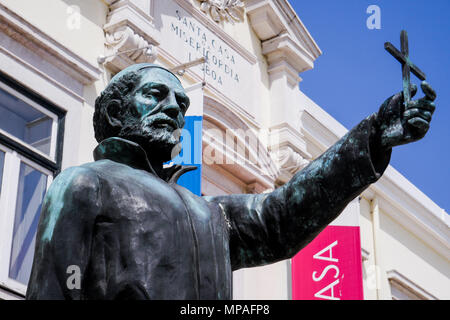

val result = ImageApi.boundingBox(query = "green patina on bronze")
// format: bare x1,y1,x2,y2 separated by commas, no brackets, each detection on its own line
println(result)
384,30,426,107
26,41,437,299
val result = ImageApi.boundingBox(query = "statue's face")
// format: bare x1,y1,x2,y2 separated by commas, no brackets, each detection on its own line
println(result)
119,68,190,162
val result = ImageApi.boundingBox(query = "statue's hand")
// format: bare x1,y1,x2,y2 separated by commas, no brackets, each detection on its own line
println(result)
376,81,436,149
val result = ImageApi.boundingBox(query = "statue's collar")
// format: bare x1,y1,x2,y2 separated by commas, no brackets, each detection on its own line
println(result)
93,137,196,183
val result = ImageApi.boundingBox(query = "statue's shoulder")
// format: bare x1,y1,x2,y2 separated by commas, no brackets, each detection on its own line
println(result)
49,163,101,199
79,159,139,179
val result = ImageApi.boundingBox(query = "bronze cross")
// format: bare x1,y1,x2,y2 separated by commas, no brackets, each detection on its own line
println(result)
384,30,426,107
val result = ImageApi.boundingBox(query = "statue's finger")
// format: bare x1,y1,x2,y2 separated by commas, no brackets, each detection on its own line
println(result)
407,99,435,113
417,99,436,113
404,108,432,122
410,83,418,99
406,100,418,110
407,117,429,131
421,81,437,101
400,84,418,104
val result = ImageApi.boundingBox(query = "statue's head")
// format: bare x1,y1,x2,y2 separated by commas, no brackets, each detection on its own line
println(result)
94,64,190,163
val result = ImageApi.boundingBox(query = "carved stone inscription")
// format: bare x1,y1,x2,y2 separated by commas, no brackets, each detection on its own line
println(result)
156,0,253,108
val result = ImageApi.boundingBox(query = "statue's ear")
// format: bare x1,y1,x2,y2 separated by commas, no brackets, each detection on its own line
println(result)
105,99,123,129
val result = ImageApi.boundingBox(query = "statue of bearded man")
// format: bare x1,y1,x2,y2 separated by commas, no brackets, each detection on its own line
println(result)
26,64,436,300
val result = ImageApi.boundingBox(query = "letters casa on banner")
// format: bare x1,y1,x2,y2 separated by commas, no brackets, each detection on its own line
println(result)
292,199,364,300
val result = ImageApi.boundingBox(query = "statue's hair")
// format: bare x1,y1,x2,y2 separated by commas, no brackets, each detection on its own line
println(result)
93,64,182,142
93,71,142,142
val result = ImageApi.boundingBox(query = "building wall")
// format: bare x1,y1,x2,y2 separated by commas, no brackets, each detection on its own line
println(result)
359,196,450,300
1,0,108,66
378,207,449,299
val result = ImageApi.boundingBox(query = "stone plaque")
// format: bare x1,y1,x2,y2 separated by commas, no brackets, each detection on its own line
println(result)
155,0,255,110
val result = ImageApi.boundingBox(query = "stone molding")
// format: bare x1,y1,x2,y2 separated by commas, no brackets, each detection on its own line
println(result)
247,1,321,169
263,32,316,76
246,0,321,54
266,58,302,88
103,25,157,73
272,145,309,185
247,0,321,78
103,0,158,73
0,3,101,86
387,270,438,300
196,0,245,24
269,121,310,156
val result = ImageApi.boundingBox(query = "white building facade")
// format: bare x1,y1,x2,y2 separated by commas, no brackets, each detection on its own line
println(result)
0,0,448,300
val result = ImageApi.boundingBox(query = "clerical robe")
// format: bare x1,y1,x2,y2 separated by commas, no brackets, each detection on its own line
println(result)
26,114,390,300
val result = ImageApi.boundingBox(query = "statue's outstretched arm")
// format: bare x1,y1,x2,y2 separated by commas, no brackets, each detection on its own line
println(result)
207,81,436,271
206,114,391,271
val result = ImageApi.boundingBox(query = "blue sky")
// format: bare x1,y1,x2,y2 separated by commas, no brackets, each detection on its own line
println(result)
290,0,450,212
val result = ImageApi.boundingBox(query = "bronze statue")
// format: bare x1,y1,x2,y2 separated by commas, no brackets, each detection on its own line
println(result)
26,58,436,299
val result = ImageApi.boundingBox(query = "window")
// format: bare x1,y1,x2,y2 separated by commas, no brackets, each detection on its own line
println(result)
0,72,65,296
0,87,53,155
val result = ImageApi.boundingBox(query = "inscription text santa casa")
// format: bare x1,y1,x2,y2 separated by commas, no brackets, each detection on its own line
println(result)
171,9,241,86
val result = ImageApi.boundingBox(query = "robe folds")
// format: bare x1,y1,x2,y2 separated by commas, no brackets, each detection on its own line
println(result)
26,114,391,300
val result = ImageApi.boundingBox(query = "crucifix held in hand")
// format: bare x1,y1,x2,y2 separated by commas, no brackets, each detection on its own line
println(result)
385,30,426,107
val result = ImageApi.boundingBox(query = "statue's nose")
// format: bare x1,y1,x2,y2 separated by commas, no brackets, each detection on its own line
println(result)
161,91,182,119
161,103,180,119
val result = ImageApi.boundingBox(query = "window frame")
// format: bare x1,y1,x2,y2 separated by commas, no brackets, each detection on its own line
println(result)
0,148,53,295
0,81,58,161
0,72,65,297
0,71,65,176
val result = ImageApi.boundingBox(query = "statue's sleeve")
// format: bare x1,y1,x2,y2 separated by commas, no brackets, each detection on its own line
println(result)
205,114,391,271
26,166,101,299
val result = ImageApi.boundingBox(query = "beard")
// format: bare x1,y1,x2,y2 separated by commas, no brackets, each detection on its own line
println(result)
118,116,182,163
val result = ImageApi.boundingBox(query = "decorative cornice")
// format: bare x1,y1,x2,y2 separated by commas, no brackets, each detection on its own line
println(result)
246,0,322,60
269,122,310,158
103,0,158,73
272,146,309,185
196,0,245,24
247,0,321,87
0,3,101,85
103,25,157,73
263,32,315,75
246,0,283,40
266,58,302,88
272,0,321,58
276,146,309,174
268,121,311,186
106,0,155,30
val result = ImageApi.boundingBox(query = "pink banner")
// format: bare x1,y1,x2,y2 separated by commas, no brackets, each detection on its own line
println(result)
291,225,364,300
